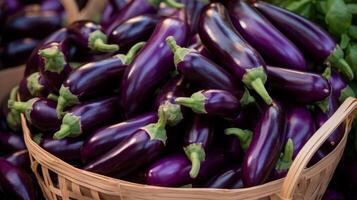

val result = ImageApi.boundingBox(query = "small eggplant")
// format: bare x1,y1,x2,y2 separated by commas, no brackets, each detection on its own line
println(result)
0,159,35,200
242,100,286,187
1,86,21,132
0,131,26,153
175,89,240,118
233,103,261,129
224,128,253,159
253,1,354,80
81,112,157,164
119,17,189,118
227,1,306,71
324,68,355,103
184,115,214,178
5,150,30,170
18,72,50,101
199,3,272,105
146,150,227,187
68,20,119,53
108,15,161,51
266,66,331,104
53,97,119,139
204,165,243,189
56,42,145,115
0,38,40,67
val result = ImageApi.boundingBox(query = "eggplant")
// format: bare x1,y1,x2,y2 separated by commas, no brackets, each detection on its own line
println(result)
184,115,214,178
224,128,253,159
270,139,294,180
1,86,21,132
146,150,227,187
108,15,161,51
0,131,25,153
242,100,286,187
109,0,131,11
56,42,145,115
68,20,119,53
81,112,157,164
34,134,83,163
83,106,168,177
253,1,354,80
322,190,345,200
105,0,184,34
233,103,261,129
0,159,35,200
0,0,23,15
204,165,243,189
5,150,30,170
266,66,331,104
101,5,116,29
119,17,189,118
181,0,209,35
166,36,253,103
0,38,40,67
227,1,306,71
40,0,64,12
53,97,119,139
199,3,272,105
176,89,240,118
324,68,355,103
18,72,51,101
9,98,61,132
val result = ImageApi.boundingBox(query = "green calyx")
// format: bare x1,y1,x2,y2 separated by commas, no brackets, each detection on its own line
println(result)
88,30,119,52
160,101,183,127
148,0,184,8
26,72,43,96
276,139,294,171
47,93,59,102
184,143,206,179
142,105,168,144
316,98,329,113
38,45,66,73
53,113,82,139
32,134,43,145
224,128,253,151
242,67,272,105
8,98,38,123
57,85,80,118
340,85,355,103
7,86,21,131
175,91,206,114
114,42,146,65
166,36,192,67
240,88,255,106
327,46,354,80
322,67,332,80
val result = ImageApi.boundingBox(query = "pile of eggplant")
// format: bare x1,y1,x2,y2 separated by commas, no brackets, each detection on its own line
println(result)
2,0,356,196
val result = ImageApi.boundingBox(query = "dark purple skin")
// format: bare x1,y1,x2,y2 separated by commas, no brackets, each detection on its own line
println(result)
18,73,50,101
101,5,115,29
242,100,286,187
0,38,40,67
53,97,120,139
308,149,329,167
322,190,346,200
5,150,30,170
227,0,306,71
204,165,243,189
0,131,26,153
40,0,64,12
225,135,242,161
181,0,209,35
233,103,261,129
109,0,131,11
154,76,186,109
0,0,23,16
267,66,331,104
83,129,165,178
108,15,161,52
328,69,354,102
81,112,157,164
146,150,227,187
0,158,35,200
119,17,189,118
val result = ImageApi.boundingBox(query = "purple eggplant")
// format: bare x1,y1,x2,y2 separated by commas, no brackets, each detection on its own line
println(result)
181,0,209,35
175,89,240,118
108,15,161,52
166,36,253,103
34,134,83,163
204,165,243,189
322,190,345,200
267,66,331,104
83,106,168,177
1,86,21,132
9,97,61,132
146,150,227,187
5,150,30,170
119,17,189,118
0,159,35,200
109,0,131,11
68,20,119,53
253,1,353,80
0,38,40,67
227,1,306,71
101,5,116,29
233,103,261,129
242,100,286,187
0,131,25,153
18,72,51,101
81,112,157,164
55,42,145,115
324,68,355,103
53,97,119,139
199,3,272,105
184,115,214,178
224,128,253,159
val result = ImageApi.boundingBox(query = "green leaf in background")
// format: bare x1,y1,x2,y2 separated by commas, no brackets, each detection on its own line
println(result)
346,43,357,78
325,0,352,36
348,4,357,15
349,25,357,40
341,34,351,49
285,0,315,19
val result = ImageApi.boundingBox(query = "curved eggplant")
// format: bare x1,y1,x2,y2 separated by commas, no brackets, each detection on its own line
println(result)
0,38,40,67
204,165,243,189
18,72,50,101
5,150,30,170
0,131,26,153
199,3,272,105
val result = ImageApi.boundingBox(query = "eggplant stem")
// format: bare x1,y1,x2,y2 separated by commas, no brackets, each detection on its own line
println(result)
336,58,354,80
57,86,80,118
39,45,66,73
9,101,29,113
184,143,206,179
27,73,43,96
53,124,71,140
175,91,206,114
163,0,185,8
340,86,355,103
9,86,19,101
123,42,146,65
189,152,201,178
93,39,119,52
224,128,253,151
38,46,60,58
250,79,272,105
47,93,59,102
166,36,191,66
160,101,183,127
276,139,294,170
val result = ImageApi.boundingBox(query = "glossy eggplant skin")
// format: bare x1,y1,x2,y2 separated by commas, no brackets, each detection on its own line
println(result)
242,100,286,187
83,129,164,178
267,66,331,103
109,0,130,11
0,158,35,200
0,131,26,153
181,0,209,35
108,15,161,51
1,38,40,67
120,17,189,118
5,150,30,170
154,76,186,109
233,103,261,129
227,1,306,71
204,165,243,189
81,112,157,164
146,150,227,187
328,69,354,102
322,190,346,200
